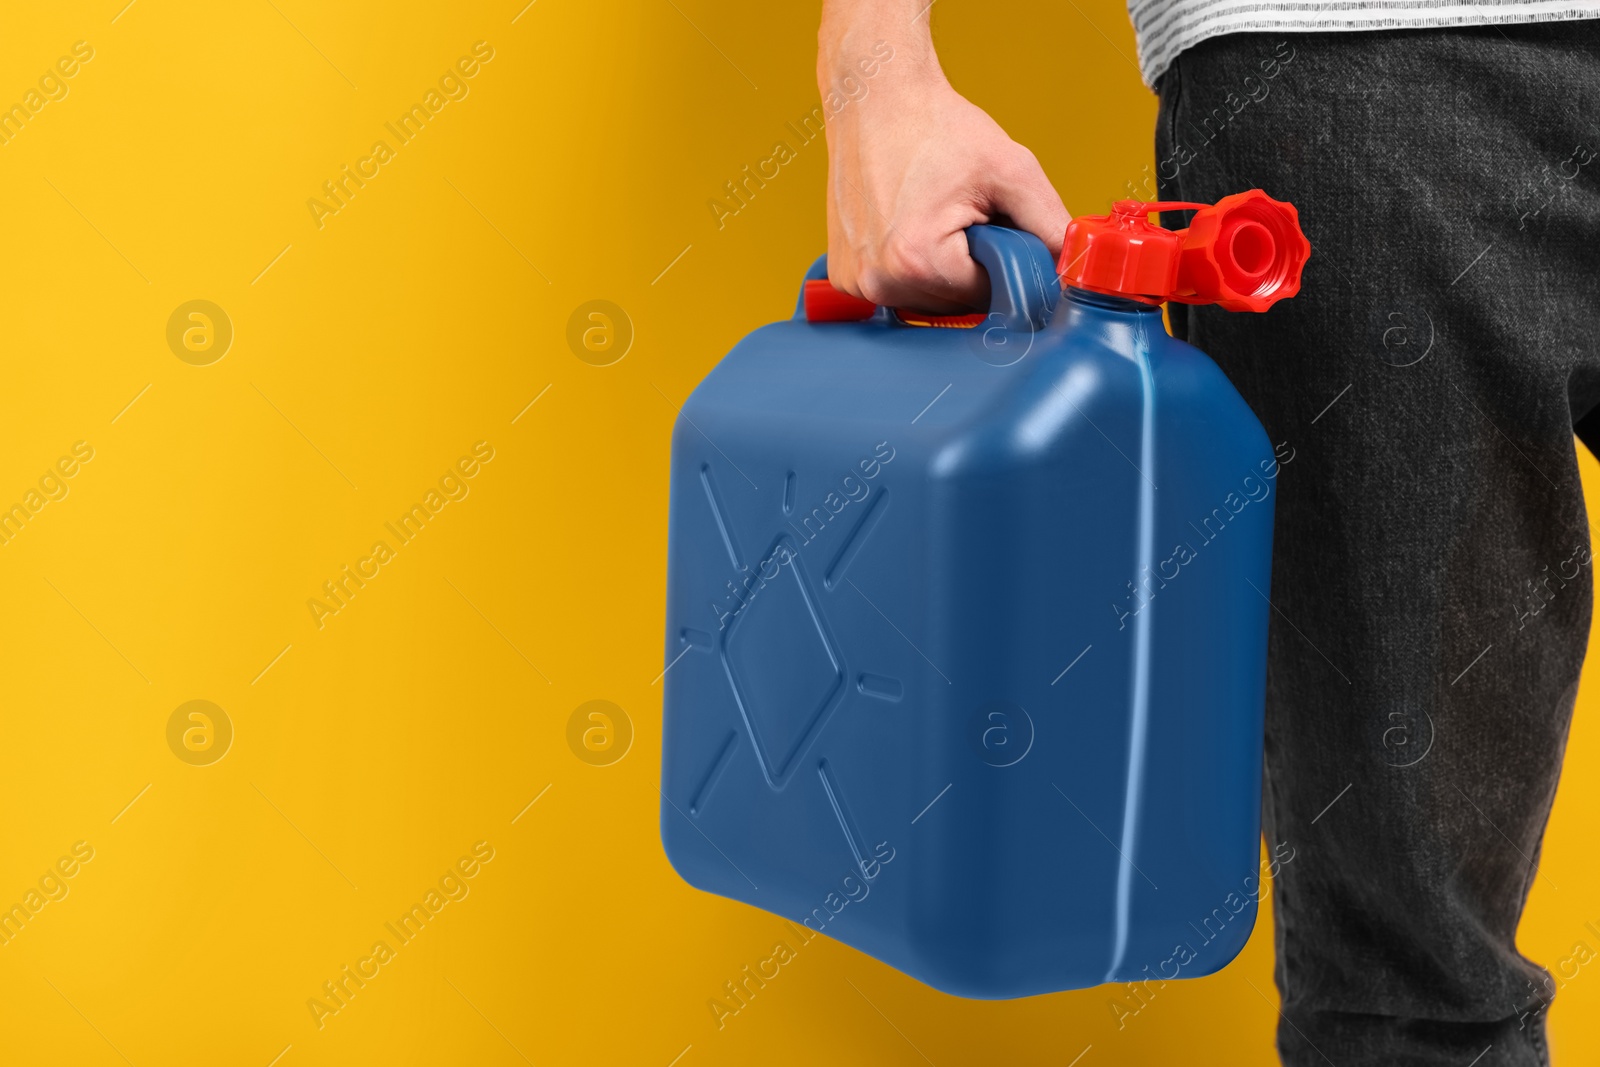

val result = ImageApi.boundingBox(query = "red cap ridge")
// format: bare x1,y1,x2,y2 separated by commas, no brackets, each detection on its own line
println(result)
1058,190,1310,312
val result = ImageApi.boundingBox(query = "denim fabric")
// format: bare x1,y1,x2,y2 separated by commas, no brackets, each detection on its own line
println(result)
1156,23,1600,1066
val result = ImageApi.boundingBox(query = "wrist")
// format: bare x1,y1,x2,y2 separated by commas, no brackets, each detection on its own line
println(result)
817,2,943,96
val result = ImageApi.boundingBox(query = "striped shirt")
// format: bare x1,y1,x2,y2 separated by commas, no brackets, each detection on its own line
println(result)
1129,1,1600,87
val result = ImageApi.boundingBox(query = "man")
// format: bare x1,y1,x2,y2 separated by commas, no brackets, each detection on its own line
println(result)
818,1,1600,1063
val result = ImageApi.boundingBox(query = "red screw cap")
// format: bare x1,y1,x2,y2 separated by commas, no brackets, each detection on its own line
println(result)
803,278,877,321
1058,190,1310,312
802,278,987,327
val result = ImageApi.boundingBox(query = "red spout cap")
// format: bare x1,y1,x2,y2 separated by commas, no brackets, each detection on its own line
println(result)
1058,190,1309,312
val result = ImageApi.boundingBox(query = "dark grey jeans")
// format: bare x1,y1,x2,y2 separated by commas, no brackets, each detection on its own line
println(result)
1156,23,1600,1067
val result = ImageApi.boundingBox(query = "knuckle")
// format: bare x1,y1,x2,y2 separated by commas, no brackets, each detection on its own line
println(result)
855,265,895,306
990,143,1043,185
826,257,859,296
880,236,935,289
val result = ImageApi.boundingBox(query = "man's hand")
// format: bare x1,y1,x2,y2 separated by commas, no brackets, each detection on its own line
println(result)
819,1,1068,315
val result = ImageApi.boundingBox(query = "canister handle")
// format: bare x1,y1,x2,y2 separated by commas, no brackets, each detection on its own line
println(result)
798,224,1060,332
965,223,1060,331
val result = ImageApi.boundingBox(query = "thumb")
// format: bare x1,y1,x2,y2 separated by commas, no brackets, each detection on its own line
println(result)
980,145,1070,257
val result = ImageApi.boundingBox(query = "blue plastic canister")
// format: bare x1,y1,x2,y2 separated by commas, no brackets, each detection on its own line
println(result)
660,196,1308,998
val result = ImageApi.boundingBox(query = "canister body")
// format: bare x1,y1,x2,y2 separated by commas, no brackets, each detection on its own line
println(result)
661,285,1275,998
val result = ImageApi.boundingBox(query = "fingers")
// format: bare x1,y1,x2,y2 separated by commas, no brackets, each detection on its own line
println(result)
865,147,1068,313
826,169,992,314
853,228,989,315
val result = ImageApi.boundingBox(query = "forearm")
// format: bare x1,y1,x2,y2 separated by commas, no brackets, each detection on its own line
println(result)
817,0,943,93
